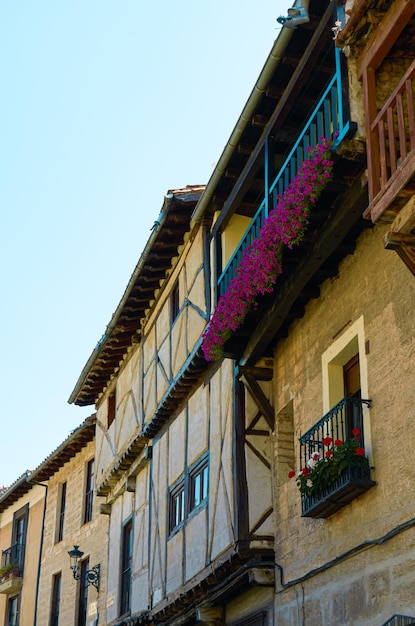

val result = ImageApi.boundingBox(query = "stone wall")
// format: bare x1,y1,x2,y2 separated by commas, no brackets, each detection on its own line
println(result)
36,439,109,626
272,224,415,625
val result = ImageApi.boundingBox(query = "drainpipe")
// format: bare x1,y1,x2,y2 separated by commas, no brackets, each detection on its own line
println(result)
27,475,48,626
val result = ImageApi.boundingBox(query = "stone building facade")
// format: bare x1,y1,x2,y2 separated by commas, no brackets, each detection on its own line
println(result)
66,0,415,624
0,416,109,626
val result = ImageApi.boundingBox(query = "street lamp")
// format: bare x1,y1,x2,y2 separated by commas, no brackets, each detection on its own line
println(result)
68,545,100,592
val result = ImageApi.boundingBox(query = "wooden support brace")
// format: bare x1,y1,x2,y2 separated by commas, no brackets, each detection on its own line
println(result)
240,374,274,430
384,231,415,275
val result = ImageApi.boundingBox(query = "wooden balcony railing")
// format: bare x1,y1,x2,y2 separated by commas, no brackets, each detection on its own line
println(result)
218,51,350,298
366,59,415,221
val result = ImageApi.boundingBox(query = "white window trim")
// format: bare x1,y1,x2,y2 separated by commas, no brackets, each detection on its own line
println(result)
322,316,372,457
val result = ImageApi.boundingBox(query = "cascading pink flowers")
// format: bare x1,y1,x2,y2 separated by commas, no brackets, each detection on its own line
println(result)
202,138,334,362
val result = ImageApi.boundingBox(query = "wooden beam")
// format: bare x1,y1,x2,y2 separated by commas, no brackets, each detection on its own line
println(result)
384,231,415,274
390,193,415,233
357,0,415,76
234,376,249,542
239,174,368,366
237,366,273,381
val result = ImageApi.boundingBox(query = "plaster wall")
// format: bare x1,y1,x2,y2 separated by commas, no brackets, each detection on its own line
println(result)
0,485,45,626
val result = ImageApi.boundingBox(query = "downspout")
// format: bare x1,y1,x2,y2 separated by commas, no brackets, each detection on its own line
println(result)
190,24,295,227
27,475,48,626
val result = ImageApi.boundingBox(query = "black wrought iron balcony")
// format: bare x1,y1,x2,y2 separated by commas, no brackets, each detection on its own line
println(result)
298,397,375,518
0,543,24,594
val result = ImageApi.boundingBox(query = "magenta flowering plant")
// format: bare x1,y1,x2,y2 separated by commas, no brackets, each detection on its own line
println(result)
202,137,334,361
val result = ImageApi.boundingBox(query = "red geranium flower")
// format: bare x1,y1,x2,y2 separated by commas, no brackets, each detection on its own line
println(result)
325,450,333,459
351,428,360,435
302,467,311,477
356,447,365,456
288,470,296,479
323,436,332,446
334,439,343,446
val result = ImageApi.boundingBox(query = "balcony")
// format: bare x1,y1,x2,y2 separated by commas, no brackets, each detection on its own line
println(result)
218,51,352,300
298,397,375,518
0,543,24,595
364,59,415,225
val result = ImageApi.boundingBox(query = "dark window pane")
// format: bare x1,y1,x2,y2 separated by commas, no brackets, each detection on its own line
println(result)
50,572,61,626
77,559,89,626
120,520,133,615
57,483,67,543
84,459,94,524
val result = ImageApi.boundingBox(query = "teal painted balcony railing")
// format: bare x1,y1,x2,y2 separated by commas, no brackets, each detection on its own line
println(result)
217,51,351,298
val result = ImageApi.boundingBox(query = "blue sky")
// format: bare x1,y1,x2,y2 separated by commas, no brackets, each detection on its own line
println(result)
0,1,287,486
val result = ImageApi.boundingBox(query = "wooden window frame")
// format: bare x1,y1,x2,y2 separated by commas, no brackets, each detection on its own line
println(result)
189,457,208,512
55,482,67,543
169,480,185,534
11,503,29,574
83,459,94,524
168,454,209,535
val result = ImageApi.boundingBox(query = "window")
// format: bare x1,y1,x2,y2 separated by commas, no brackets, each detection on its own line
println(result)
169,481,185,533
322,316,369,414
189,459,208,511
7,595,20,626
83,459,94,524
107,391,116,428
77,559,89,626
170,280,180,324
169,455,209,534
298,318,374,518
50,572,61,626
344,353,361,435
120,519,133,616
11,504,28,574
56,483,67,543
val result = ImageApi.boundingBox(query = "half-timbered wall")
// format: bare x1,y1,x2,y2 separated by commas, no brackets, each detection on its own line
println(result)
143,226,208,424
241,366,274,552
95,226,208,485
273,224,415,625
149,359,235,609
